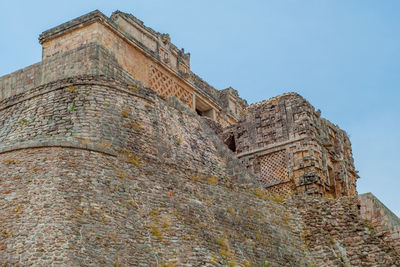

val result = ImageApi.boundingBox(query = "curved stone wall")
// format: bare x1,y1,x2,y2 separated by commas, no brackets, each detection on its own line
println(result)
0,75,313,266
0,46,398,266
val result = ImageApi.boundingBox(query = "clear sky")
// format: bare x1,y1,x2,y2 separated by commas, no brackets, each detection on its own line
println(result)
0,0,399,216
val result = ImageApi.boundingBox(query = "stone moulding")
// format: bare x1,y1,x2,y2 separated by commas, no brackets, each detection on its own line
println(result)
39,10,223,110
0,42,136,103
37,9,249,126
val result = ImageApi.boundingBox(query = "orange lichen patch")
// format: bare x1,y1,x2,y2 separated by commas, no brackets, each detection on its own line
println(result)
2,159,21,165
149,224,162,240
96,141,113,150
121,107,131,117
115,169,126,179
117,149,142,167
207,176,218,185
74,137,91,146
128,84,138,93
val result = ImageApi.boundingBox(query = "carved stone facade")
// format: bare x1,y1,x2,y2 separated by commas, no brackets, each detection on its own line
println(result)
39,10,247,127
0,9,399,266
225,93,359,198
148,64,193,108
37,11,359,200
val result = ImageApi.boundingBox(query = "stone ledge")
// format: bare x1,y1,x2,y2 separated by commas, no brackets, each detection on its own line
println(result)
0,42,138,103
236,136,309,158
0,137,117,156
0,75,155,111
38,10,232,115
39,10,107,44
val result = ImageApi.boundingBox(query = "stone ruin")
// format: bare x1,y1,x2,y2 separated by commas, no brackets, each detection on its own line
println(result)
0,9,399,266
224,93,358,198
38,10,358,200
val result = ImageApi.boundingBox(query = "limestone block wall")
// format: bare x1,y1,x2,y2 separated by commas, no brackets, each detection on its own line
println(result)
359,193,400,250
225,93,358,198
218,87,248,124
0,39,398,267
41,17,197,109
287,196,400,266
0,60,316,265
39,10,247,126
39,12,199,112
110,11,191,71
0,43,134,103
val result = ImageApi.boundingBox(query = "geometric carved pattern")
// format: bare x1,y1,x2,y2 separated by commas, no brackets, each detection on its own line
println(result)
174,83,193,108
265,182,293,198
259,150,289,187
148,65,193,108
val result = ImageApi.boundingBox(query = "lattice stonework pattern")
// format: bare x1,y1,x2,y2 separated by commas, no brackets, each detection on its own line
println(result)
174,84,193,108
148,65,193,108
259,150,289,186
265,182,293,198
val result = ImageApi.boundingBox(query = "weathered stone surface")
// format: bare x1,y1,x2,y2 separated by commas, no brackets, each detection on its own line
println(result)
0,43,135,103
38,10,246,127
287,196,400,266
225,93,358,198
359,193,400,251
0,9,399,266
0,73,311,266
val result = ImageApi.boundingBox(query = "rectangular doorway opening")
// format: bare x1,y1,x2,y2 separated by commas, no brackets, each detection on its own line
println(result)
195,96,215,120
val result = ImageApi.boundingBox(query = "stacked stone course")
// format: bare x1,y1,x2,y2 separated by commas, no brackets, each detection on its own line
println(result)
287,196,400,266
38,10,247,128
359,193,400,251
0,9,399,266
0,70,314,265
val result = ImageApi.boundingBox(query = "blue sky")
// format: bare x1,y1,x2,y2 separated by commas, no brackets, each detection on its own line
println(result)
0,0,399,216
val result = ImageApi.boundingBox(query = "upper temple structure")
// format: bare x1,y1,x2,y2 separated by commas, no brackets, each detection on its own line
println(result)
224,93,358,198
36,10,357,199
39,10,248,127
0,9,398,266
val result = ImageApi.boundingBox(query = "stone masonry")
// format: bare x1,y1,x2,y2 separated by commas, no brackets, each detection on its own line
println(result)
0,9,399,266
224,93,358,198
38,10,247,128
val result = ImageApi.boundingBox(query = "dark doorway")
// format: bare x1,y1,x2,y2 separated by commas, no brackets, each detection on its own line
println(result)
225,135,236,152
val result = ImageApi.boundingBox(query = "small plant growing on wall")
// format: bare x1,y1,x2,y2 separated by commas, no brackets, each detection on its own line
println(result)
207,176,218,185
163,33,171,42
363,220,376,235
2,159,21,165
176,137,183,146
128,84,137,93
118,149,142,167
150,224,162,240
68,85,75,93
19,119,28,130
121,107,130,117
239,109,248,117
117,23,126,31
68,103,76,112
132,123,142,131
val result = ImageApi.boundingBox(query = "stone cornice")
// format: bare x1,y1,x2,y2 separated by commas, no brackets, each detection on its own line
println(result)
39,10,107,44
236,136,310,158
38,10,225,113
